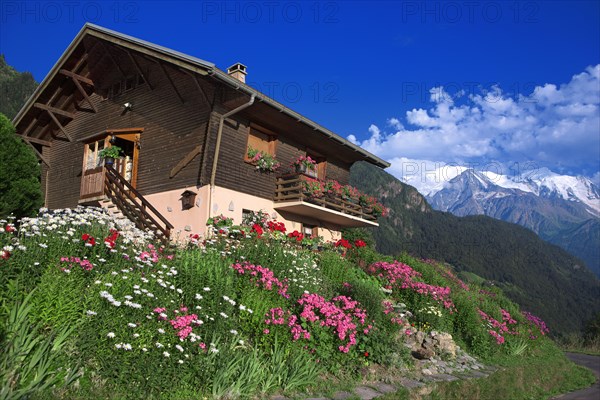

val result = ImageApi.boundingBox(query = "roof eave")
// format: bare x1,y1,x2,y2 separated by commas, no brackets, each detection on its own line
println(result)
209,69,390,169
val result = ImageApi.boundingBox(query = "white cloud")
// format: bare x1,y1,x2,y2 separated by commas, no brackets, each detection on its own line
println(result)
349,65,600,180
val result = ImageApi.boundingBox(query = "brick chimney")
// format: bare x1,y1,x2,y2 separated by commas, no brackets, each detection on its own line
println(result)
227,63,247,83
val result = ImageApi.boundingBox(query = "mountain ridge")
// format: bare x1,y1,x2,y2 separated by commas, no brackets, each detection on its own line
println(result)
427,169,600,276
350,161,600,337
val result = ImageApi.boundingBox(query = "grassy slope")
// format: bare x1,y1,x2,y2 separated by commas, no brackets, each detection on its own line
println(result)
0,209,596,399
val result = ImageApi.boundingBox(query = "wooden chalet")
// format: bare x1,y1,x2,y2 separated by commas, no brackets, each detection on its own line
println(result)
12,23,390,242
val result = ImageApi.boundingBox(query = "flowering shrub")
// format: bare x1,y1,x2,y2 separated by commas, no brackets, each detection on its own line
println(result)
522,311,550,338
207,214,233,229
478,309,519,345
264,293,372,355
0,206,567,398
368,260,455,310
251,223,264,237
231,261,290,299
267,220,286,234
247,146,280,172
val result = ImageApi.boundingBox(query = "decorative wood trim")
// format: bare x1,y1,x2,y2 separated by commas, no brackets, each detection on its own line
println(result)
170,145,202,178
21,136,52,147
158,62,185,104
33,103,75,119
126,50,154,90
59,69,94,86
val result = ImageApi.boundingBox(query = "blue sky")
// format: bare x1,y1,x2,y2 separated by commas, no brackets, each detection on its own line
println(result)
1,0,599,184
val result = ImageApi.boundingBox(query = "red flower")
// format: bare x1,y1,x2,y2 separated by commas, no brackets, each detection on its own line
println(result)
82,233,96,246
335,239,352,249
267,220,286,233
1,250,10,260
287,230,304,242
251,223,264,237
354,240,367,248
4,225,15,233
364,352,369,357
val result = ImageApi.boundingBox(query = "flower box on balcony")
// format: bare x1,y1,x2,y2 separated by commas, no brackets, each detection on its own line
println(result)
295,163,318,178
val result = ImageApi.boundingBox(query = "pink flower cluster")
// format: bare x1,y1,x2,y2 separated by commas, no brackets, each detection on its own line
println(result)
522,311,550,337
297,293,371,353
231,262,289,299
264,294,372,353
478,308,518,344
368,261,455,310
264,307,311,341
139,244,159,263
170,312,199,340
153,306,200,340
382,300,404,325
60,256,94,271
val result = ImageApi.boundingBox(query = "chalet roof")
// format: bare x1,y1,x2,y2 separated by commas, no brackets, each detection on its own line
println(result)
13,23,390,169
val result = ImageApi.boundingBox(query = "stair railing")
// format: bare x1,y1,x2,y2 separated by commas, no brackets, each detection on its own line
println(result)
104,165,174,243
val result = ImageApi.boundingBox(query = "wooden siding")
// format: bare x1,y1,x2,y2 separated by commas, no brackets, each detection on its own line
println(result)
42,49,214,209
30,35,356,211
202,103,352,201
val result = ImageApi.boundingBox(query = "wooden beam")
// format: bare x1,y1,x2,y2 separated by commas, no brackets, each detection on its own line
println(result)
72,77,97,112
24,141,50,166
20,117,39,137
184,70,210,105
126,50,154,90
170,145,201,178
33,103,75,119
99,40,126,78
59,71,97,113
59,69,94,86
21,135,52,147
86,29,210,77
158,62,185,104
45,109,73,142
71,52,89,74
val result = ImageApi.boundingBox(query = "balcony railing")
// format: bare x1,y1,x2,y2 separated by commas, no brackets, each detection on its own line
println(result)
274,174,378,226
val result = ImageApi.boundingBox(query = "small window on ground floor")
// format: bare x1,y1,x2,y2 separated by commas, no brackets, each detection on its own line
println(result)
302,223,318,238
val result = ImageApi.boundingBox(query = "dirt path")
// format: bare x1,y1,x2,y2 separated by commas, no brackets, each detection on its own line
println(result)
550,352,600,400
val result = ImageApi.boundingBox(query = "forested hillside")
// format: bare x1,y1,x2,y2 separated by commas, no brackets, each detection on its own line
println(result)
0,54,38,119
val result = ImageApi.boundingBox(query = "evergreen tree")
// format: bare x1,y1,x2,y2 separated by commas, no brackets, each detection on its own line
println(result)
0,113,42,219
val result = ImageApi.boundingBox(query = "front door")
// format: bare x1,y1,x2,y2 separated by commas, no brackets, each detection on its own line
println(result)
79,129,141,202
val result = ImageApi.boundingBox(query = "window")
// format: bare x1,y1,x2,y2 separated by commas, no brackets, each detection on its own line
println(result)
106,74,146,99
302,223,318,238
306,151,327,180
245,126,277,160
124,76,136,91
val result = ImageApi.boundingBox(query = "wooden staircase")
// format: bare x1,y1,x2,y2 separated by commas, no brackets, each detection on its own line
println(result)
103,165,174,245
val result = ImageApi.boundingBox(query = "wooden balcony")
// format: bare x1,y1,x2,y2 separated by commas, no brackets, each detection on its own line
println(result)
274,174,379,228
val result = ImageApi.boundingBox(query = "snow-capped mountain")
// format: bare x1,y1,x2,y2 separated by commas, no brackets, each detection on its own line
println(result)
421,168,600,276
